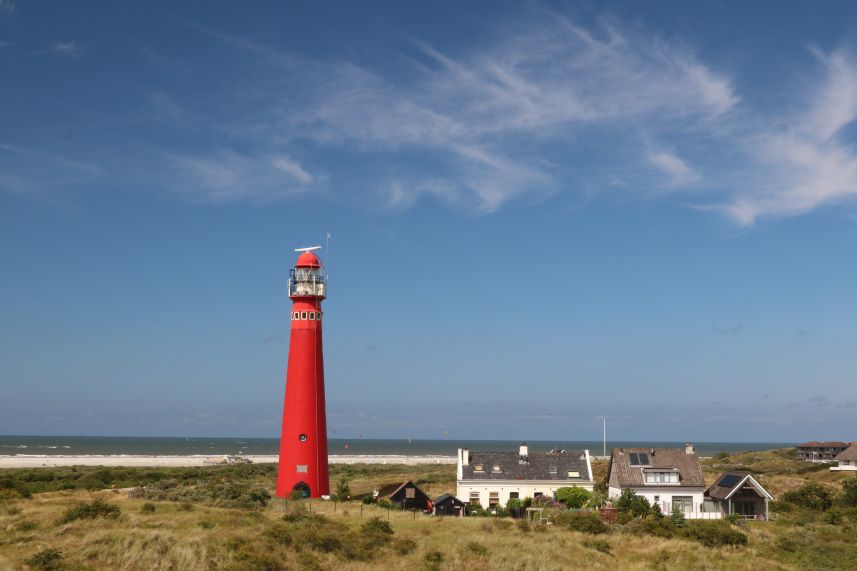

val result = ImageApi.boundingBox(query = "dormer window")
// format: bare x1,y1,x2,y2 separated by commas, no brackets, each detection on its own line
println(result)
474,464,484,472
568,471,579,478
644,471,679,484
492,465,501,473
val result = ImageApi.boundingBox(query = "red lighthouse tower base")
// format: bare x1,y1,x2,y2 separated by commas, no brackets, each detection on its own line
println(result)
276,250,329,498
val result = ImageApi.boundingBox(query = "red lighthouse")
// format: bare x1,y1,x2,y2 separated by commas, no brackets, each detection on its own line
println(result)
276,247,329,498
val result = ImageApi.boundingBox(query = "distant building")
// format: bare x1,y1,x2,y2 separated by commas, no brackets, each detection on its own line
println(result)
607,444,718,519
830,444,857,472
796,441,850,462
705,472,773,520
388,480,431,510
433,493,465,516
456,443,594,509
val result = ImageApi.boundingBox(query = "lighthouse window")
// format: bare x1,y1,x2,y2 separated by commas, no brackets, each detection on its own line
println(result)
309,312,316,320
296,464,308,473
299,434,308,442
301,312,308,320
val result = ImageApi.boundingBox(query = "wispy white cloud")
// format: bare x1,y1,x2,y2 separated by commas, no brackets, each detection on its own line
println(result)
167,149,315,204
647,149,700,188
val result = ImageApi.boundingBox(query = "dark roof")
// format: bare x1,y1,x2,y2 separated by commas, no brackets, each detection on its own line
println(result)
835,444,857,461
461,450,591,481
434,493,464,505
705,472,772,500
387,480,427,500
797,441,849,448
607,447,705,488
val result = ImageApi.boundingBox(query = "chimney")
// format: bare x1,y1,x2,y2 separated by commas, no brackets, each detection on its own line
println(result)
461,448,469,466
519,442,529,461
685,443,695,455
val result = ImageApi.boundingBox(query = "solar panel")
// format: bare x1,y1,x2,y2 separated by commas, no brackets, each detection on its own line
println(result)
637,453,650,466
629,453,651,466
718,474,742,488
629,453,639,465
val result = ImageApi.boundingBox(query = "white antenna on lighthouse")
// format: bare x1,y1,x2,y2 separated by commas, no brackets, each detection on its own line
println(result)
294,246,322,253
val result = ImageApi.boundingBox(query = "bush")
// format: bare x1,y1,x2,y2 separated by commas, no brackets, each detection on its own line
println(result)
556,487,592,508
199,520,215,529
782,482,833,511
841,477,857,507
670,505,687,528
423,550,443,571
361,516,394,536
517,518,530,532
335,478,351,501
463,541,488,558
56,498,121,525
567,511,608,534
681,521,748,547
392,538,417,556
249,488,271,507
15,520,39,532
26,548,64,570
615,489,651,517
140,502,156,513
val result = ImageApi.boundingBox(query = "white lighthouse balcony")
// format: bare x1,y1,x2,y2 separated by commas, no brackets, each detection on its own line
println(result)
289,268,327,298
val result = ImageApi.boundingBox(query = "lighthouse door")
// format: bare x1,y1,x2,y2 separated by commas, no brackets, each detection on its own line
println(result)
292,482,311,498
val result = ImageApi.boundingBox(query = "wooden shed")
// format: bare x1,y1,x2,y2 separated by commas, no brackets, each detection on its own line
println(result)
433,493,465,516
388,480,431,510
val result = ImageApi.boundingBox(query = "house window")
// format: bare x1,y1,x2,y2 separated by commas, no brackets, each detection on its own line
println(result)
469,492,480,505
654,495,660,503
534,492,544,498
672,496,693,512
492,465,501,473
568,471,579,478
489,492,500,506
734,501,755,516
296,465,308,473
645,471,679,484
509,492,519,499
405,488,415,499
474,464,484,472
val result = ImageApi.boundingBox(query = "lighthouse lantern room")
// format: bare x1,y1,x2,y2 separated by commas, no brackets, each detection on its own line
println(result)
276,247,330,499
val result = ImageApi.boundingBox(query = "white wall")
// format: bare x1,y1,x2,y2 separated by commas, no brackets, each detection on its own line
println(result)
457,480,594,509
608,486,715,519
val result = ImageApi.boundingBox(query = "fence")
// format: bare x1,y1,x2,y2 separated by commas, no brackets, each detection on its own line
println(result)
654,500,722,520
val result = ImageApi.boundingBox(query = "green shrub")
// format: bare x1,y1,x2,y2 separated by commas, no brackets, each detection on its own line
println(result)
26,548,64,570
670,505,687,528
841,477,857,507
361,516,394,536
725,513,742,525
615,489,651,517
681,521,748,547
782,482,833,511
15,519,39,532
56,498,121,525
265,524,293,546
249,488,271,507
423,550,443,571
140,502,156,514
392,538,417,556
463,541,488,557
556,487,592,508
335,478,351,501
567,511,609,534
517,518,530,532
199,520,215,529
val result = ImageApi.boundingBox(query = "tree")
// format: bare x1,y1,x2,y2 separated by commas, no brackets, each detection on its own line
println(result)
670,504,687,528
782,482,832,511
842,477,857,507
335,478,351,501
555,487,592,509
615,489,651,517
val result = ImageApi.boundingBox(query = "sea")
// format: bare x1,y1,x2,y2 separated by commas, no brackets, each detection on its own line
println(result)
0,435,794,457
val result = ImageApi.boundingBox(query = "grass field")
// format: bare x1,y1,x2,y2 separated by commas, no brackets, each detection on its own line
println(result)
2,449,856,570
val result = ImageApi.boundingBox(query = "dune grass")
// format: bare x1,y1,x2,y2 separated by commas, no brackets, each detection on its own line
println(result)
1,451,856,569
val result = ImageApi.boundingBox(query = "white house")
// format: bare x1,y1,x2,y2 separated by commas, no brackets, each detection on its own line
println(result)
607,444,718,519
831,444,857,471
456,444,594,509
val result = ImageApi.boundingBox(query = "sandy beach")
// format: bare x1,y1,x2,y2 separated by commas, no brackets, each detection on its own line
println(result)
0,454,457,468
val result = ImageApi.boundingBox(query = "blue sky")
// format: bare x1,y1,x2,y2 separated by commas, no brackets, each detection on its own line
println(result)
2,0,857,442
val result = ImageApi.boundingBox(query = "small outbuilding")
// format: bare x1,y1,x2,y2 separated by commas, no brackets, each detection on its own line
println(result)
388,480,431,510
433,493,465,516
705,472,773,521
